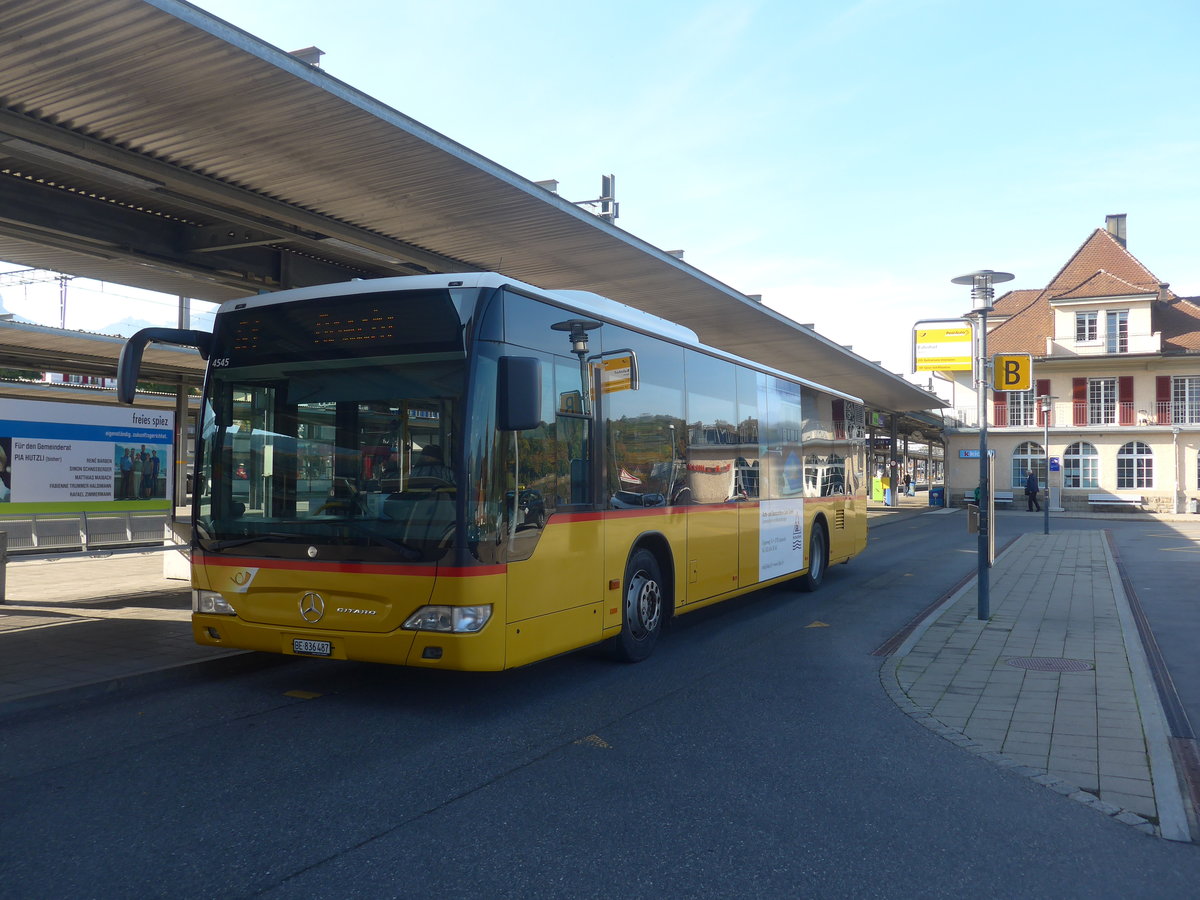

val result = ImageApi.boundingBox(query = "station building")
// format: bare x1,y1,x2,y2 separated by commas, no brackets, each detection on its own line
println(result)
934,215,1200,514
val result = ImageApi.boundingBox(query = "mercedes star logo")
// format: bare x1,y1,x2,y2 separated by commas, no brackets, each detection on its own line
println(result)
299,591,325,623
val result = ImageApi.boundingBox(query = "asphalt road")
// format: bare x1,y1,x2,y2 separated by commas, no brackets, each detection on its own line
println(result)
2,513,1198,898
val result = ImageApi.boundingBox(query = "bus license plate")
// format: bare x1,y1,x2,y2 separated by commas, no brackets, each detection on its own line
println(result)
293,639,332,657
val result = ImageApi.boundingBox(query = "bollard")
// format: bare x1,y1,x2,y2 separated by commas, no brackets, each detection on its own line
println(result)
0,531,6,603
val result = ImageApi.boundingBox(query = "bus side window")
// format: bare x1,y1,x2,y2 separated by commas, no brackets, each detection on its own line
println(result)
570,456,589,505
600,326,684,509
554,356,591,509
684,351,738,504
560,417,590,507
735,367,762,499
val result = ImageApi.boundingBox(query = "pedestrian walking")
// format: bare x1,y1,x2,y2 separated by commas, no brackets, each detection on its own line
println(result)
1024,470,1041,512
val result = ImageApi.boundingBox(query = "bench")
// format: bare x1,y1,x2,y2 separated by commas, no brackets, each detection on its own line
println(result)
1087,493,1142,509
962,491,1014,507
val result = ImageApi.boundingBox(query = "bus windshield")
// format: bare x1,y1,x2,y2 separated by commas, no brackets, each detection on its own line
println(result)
193,288,476,562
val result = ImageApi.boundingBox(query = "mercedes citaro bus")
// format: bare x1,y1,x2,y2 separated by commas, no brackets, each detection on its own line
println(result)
119,273,867,670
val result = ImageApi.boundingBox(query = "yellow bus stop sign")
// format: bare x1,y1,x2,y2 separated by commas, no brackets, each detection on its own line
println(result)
992,353,1032,391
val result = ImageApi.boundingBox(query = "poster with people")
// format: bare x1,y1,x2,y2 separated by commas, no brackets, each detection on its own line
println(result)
0,398,173,511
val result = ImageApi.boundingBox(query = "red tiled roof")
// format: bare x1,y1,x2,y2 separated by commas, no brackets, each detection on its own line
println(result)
987,296,1052,355
1045,228,1170,297
1157,296,1200,352
992,288,1041,316
1051,269,1154,301
976,223,1196,357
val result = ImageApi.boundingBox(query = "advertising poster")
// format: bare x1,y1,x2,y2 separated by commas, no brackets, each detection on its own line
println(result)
758,498,805,580
0,398,173,512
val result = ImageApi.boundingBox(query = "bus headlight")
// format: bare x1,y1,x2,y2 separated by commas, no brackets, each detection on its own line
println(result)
403,605,492,634
193,590,237,616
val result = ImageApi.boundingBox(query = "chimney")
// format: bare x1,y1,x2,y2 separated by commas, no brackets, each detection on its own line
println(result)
1105,214,1127,247
1158,282,1170,301
289,46,324,67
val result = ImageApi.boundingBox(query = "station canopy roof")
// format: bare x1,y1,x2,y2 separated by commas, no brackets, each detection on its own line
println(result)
0,0,941,414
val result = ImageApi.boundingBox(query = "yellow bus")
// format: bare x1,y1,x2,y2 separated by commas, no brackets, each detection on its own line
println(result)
119,273,868,670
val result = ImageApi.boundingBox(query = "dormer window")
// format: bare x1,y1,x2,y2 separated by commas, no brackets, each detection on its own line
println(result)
1075,311,1098,342
1106,310,1128,353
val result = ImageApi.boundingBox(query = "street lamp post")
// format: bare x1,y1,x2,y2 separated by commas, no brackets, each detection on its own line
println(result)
552,319,601,415
1039,394,1055,536
952,269,1014,621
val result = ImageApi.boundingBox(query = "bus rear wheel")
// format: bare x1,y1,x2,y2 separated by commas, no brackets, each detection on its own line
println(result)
616,548,664,662
797,522,828,593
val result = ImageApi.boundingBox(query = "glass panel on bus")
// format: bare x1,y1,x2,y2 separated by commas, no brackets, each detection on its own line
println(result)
601,325,685,509
735,367,763,499
762,376,804,500
684,351,740,503
469,293,599,564
480,349,593,563
800,386,846,497
193,288,474,562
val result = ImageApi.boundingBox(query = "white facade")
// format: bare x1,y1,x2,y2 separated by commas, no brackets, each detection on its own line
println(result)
937,223,1200,514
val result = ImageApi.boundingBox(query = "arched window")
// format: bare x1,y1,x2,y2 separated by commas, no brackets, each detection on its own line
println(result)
1117,441,1153,489
1011,440,1045,489
1063,441,1099,489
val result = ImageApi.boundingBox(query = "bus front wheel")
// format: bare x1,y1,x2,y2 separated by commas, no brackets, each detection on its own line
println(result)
616,548,664,662
797,522,828,593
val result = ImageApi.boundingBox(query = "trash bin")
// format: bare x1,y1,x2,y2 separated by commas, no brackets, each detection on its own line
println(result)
1190,498,1199,515
928,486,945,507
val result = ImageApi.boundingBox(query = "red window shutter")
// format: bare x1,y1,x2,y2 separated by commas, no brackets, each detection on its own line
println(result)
1035,379,1051,425
1118,376,1134,425
992,391,1006,427
1072,378,1087,426
1156,376,1172,425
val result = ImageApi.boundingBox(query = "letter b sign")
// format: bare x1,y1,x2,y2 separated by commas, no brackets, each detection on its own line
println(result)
992,354,1032,391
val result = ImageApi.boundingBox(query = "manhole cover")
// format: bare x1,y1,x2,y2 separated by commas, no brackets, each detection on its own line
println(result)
1005,657,1095,672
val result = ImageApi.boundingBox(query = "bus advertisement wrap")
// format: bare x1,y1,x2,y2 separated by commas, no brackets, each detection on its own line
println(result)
0,398,173,511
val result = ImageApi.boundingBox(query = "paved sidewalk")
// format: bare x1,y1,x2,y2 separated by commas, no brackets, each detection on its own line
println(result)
0,550,245,710
883,529,1191,842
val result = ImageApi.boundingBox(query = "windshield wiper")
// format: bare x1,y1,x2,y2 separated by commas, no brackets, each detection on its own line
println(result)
205,532,309,550
204,525,423,561
337,521,422,561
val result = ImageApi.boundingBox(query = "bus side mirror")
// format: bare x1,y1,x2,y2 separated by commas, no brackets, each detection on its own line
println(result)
497,356,541,431
118,327,213,404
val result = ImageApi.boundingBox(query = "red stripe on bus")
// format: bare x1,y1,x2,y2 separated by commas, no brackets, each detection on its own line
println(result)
194,553,506,578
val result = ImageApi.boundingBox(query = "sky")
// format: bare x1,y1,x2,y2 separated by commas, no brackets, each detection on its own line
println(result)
3,0,1199,384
